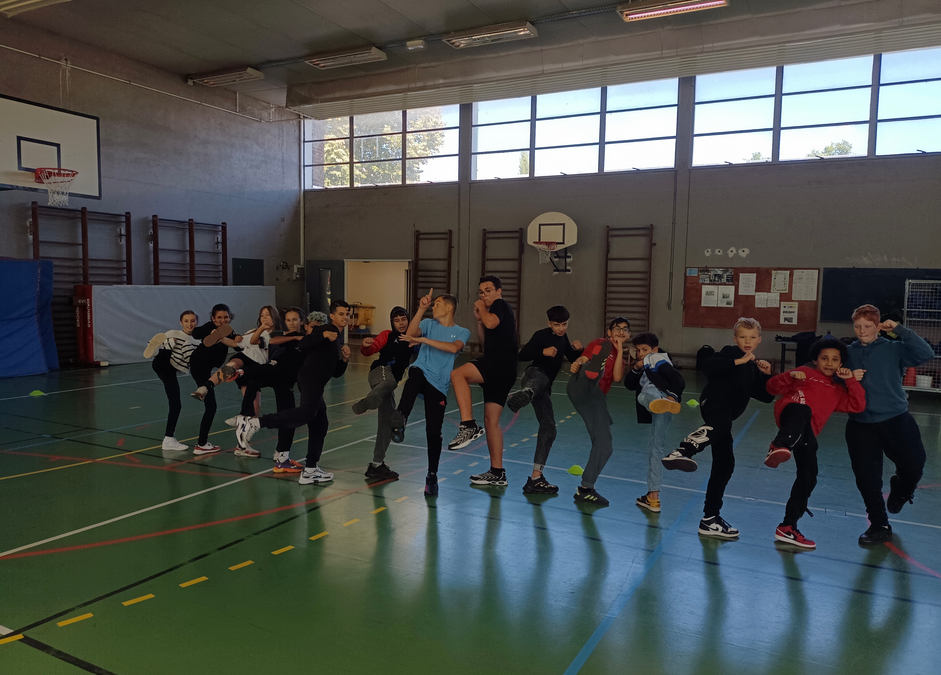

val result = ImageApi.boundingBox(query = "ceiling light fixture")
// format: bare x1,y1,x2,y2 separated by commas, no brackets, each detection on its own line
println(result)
616,0,728,22
186,67,265,87
443,21,538,49
0,0,71,18
305,46,387,70
406,39,426,52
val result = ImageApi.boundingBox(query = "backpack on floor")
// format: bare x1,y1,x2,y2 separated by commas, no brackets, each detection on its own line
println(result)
696,345,715,371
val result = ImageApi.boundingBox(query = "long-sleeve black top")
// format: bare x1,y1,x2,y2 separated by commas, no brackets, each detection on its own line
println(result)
296,324,348,395
700,345,775,420
518,328,584,383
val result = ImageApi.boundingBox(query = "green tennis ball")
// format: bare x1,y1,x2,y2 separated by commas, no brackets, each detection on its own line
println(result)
29,390,45,397
686,399,699,407
567,464,584,476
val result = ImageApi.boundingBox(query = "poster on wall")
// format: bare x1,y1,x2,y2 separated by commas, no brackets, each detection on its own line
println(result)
792,270,819,301
702,285,718,307
718,287,735,307
780,301,799,325
738,273,756,296
771,270,790,293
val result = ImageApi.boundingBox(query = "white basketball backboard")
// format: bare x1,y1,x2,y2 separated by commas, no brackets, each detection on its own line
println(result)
527,212,578,249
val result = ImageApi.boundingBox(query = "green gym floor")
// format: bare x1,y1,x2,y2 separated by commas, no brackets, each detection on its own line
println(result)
1,356,939,675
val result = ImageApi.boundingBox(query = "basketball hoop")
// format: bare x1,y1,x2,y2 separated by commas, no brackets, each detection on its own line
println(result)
534,241,557,264
35,168,78,207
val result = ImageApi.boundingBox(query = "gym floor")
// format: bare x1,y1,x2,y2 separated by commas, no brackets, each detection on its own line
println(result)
1,356,939,674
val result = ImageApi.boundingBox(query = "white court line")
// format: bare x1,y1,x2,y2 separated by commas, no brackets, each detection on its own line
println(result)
0,378,163,402
0,400,483,559
0,624,13,635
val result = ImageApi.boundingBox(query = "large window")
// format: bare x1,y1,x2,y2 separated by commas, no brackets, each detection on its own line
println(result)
876,46,941,155
304,105,459,189
534,88,600,177
471,97,532,180
605,79,678,171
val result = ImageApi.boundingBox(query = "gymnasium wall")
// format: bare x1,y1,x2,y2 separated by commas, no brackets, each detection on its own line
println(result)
304,152,941,355
0,18,303,308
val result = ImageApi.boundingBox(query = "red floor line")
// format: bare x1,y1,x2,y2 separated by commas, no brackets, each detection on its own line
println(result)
884,542,941,580
0,449,237,478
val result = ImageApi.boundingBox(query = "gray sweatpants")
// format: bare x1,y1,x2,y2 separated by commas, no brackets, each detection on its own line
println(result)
365,365,399,464
567,369,613,489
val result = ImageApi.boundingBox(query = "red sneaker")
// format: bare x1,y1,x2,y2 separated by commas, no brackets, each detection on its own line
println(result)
775,524,816,549
764,445,792,468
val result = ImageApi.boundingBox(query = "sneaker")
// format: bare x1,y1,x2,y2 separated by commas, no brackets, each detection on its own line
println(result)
191,386,209,401
351,398,368,415
424,473,438,497
662,449,698,472
699,515,740,539
775,524,816,549
523,475,559,494
273,459,304,474
234,444,260,458
886,475,914,514
764,445,792,468
573,486,609,506
448,422,485,451
161,436,188,451
299,466,334,485
680,425,713,454
193,443,221,455
858,524,892,546
219,364,243,383
636,494,661,513
224,416,238,427
506,388,534,414
143,333,165,359
649,398,682,415
365,463,400,480
389,410,406,444
469,469,507,486
235,416,261,447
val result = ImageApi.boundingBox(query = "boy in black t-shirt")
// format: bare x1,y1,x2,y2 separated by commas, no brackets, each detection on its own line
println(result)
508,305,583,494
448,275,517,487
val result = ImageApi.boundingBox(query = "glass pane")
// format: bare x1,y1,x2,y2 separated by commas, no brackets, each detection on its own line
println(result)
534,145,598,176
472,121,530,153
604,139,675,171
353,111,402,136
474,97,531,125
536,88,601,118
692,131,773,166
781,89,871,127
606,79,678,111
881,46,941,84
353,134,402,162
306,139,350,165
695,67,776,102
783,55,873,93
407,104,460,130
323,164,351,188
473,150,529,180
304,165,314,189
305,117,349,141
878,81,941,119
694,98,774,134
407,129,459,158
536,115,599,147
877,118,941,155
406,156,459,183
779,124,869,160
606,108,677,142
353,161,401,186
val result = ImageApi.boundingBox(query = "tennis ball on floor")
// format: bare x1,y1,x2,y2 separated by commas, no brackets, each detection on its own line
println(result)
567,464,584,476
29,390,45,397
686,399,700,407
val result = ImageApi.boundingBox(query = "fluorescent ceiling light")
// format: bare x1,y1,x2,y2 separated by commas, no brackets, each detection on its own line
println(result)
617,0,728,22
187,67,264,87
0,0,71,18
305,47,387,70
443,21,538,49
406,39,426,52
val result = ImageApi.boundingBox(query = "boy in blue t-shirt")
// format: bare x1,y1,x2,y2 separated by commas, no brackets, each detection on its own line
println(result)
389,289,470,496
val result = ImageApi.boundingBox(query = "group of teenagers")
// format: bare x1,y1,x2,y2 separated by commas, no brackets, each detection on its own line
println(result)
144,275,933,551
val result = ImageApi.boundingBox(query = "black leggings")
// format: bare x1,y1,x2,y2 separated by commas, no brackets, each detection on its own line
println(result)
774,403,818,526
190,351,221,446
259,375,329,466
397,367,448,473
241,363,298,452
152,351,181,438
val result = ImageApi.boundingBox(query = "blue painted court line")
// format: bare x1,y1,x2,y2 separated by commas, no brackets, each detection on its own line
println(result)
563,410,761,675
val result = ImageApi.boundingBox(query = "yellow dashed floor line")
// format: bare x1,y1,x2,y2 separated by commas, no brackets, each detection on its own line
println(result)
0,635,24,645
122,594,154,607
57,614,93,627
310,531,329,540
179,577,207,588
371,507,386,514
343,518,360,527
229,560,253,571
271,545,295,555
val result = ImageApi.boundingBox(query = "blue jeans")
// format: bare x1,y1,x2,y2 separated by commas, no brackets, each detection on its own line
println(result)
638,384,672,492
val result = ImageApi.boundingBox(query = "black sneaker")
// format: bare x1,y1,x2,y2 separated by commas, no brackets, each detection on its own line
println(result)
389,410,406,444
698,515,740,539
469,469,507,486
448,422,485,450
573,486,609,506
424,473,438,497
523,475,559,494
364,463,399,481
858,524,892,546
886,475,914,514
662,450,698,472
506,388,534,413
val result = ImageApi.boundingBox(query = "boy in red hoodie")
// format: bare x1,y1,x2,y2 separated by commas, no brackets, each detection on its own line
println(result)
765,337,866,549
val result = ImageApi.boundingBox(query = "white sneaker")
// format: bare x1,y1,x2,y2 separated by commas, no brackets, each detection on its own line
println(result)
144,333,165,359
193,443,221,455
225,416,238,427
235,416,261,447
299,466,334,485
234,444,260,458
161,436,188,451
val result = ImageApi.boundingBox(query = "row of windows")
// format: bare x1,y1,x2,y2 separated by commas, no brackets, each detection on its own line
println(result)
303,46,941,189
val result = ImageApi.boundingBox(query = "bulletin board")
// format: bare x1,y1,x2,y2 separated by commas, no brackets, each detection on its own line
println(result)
683,267,820,331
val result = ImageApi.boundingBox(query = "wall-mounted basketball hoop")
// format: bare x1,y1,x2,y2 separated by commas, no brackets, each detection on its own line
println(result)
35,167,78,207
527,212,577,273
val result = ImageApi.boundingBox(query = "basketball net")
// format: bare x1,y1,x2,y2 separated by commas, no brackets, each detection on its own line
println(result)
35,168,78,207
534,241,557,264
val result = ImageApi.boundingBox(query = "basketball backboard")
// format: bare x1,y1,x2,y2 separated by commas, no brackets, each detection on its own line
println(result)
0,94,101,199
526,211,578,250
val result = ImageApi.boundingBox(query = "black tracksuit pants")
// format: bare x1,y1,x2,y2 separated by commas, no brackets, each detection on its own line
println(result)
258,373,329,466
152,351,181,438
397,367,448,473
240,364,298,453
773,403,818,527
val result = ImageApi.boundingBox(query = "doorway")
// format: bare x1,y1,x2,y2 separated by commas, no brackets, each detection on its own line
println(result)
345,260,410,336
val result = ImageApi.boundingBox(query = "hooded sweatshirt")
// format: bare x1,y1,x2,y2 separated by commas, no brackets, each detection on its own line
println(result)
767,366,866,436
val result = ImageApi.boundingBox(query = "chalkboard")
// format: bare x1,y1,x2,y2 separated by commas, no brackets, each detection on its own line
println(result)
820,268,941,322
